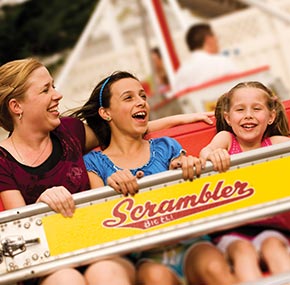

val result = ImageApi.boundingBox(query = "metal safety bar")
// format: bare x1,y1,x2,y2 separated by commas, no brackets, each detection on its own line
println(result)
0,139,289,223
0,141,290,284
2,196,290,284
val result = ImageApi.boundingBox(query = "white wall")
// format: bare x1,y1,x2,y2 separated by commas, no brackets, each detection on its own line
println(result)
57,0,290,113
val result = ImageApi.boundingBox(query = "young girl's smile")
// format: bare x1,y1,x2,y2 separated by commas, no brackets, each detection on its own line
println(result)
225,87,275,147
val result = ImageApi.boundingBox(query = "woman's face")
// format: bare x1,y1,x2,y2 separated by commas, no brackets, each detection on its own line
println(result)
20,66,63,132
106,77,150,136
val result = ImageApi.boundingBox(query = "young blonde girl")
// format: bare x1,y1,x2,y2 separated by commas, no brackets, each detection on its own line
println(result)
200,81,290,283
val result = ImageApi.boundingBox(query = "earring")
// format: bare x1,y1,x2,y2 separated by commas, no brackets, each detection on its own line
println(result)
106,117,111,121
268,120,273,125
19,113,23,120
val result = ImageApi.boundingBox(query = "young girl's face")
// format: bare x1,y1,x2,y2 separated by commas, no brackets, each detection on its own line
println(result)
106,77,150,135
224,87,276,144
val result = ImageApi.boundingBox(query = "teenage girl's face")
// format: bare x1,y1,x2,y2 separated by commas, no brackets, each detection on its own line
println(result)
20,66,63,132
107,77,150,135
224,87,276,145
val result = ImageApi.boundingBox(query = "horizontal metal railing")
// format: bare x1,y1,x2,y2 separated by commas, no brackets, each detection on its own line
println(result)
1,139,290,222
0,141,290,284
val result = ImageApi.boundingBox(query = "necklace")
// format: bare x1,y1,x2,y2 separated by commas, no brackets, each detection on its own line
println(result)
11,136,50,166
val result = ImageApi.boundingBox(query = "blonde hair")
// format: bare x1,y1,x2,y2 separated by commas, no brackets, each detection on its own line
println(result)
0,58,43,132
215,81,289,137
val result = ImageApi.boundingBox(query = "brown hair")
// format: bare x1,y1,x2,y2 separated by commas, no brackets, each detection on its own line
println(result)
0,58,44,132
215,81,289,138
186,23,213,51
70,71,139,150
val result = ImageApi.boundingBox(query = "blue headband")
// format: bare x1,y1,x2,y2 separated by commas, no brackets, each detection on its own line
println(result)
99,77,111,107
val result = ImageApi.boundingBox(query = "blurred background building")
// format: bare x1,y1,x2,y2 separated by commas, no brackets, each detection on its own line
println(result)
1,0,290,133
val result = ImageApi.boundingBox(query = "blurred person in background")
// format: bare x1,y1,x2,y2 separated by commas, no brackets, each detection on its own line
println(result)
151,47,170,95
172,22,238,94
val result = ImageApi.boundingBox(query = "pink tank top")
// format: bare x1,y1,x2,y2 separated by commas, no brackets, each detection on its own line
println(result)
228,133,272,154
228,132,290,230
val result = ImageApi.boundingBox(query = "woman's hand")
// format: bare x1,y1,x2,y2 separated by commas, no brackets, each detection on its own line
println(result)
107,169,144,196
36,186,75,218
170,155,202,181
